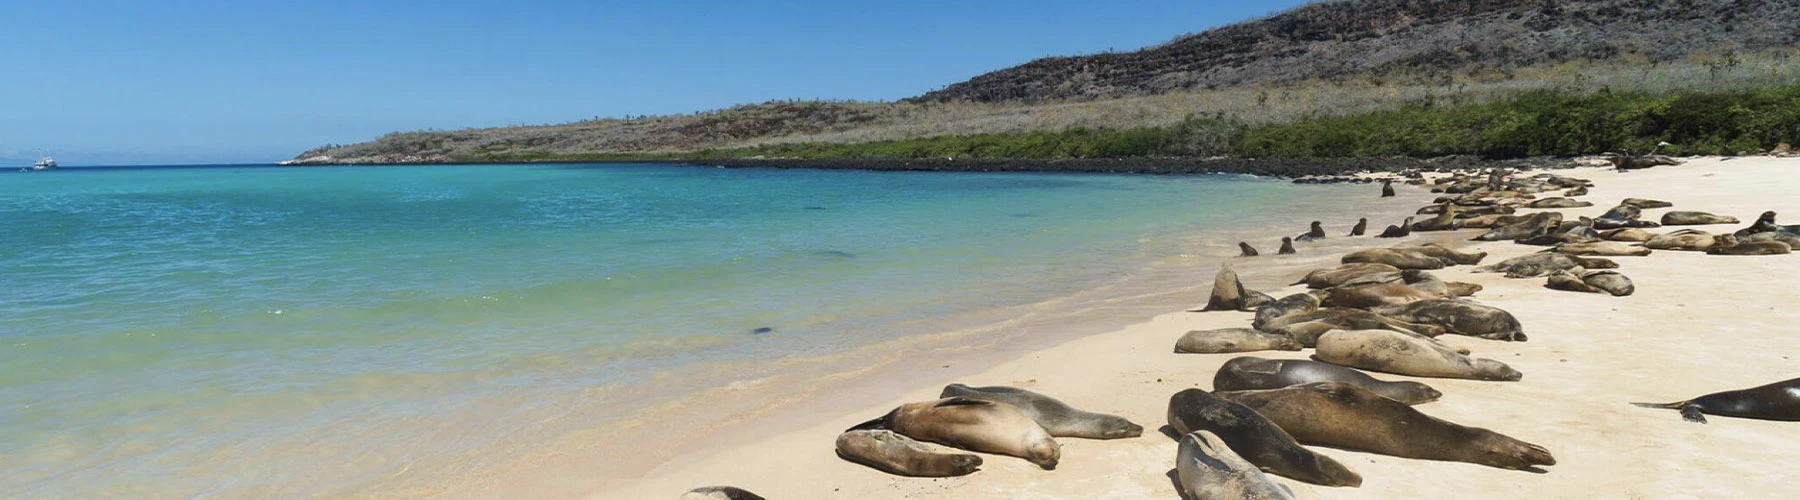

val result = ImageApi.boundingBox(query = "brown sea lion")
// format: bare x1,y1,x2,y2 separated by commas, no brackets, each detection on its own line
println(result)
1218,382,1554,470
1563,186,1589,197
1278,236,1297,255
1600,227,1656,242
1395,243,1487,265
1253,293,1322,329
835,429,983,477
1458,213,1532,229
1705,234,1792,255
1474,212,1562,241
1296,221,1327,242
1600,203,1642,221
1258,308,1448,339
1294,263,1402,289
1380,179,1396,198
1341,248,1447,270
1733,211,1800,237
1196,266,1252,312
1553,241,1653,257
1633,377,1800,423
1268,321,1346,348
1474,252,1618,278
1214,357,1441,405
1622,198,1674,209
680,486,767,500
1320,282,1440,309
1177,431,1300,500
1376,217,1414,238
851,397,1060,469
938,384,1142,439
1662,211,1740,226
1743,230,1800,248
1644,229,1716,251
1315,329,1521,380
1582,270,1635,296
1349,217,1368,236
1545,270,1604,294
1176,328,1303,354
1238,242,1260,257
1411,203,1459,231
1527,197,1593,208
1445,281,1483,297
1374,299,1525,341
1166,389,1362,487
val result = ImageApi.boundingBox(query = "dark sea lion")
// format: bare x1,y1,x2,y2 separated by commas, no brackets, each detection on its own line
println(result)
1396,243,1487,265
1554,241,1653,257
1662,211,1740,226
1743,230,1800,248
1600,203,1642,221
1196,265,1251,312
1296,221,1327,242
1445,281,1483,297
1294,263,1402,289
1258,308,1449,339
1376,217,1414,238
1278,236,1296,254
1374,299,1526,341
1166,389,1362,487
1564,186,1589,197
1315,329,1521,380
1253,293,1321,329
1527,197,1594,208
1621,198,1674,209
1474,252,1618,278
1582,270,1635,296
851,397,1060,469
1411,203,1459,231
1218,382,1554,470
1545,270,1604,294
1644,229,1717,251
1474,212,1562,241
1380,179,1396,197
1349,217,1368,236
1177,431,1299,500
1705,234,1792,255
1633,377,1800,423
680,486,767,500
1600,227,1656,242
1213,357,1441,405
938,384,1142,439
1176,328,1303,354
1269,321,1346,348
835,429,983,477
1341,248,1447,270
1593,217,1661,230
1239,242,1260,257
1732,211,1800,237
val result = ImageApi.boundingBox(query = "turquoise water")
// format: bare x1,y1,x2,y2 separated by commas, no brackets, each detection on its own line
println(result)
0,164,1376,497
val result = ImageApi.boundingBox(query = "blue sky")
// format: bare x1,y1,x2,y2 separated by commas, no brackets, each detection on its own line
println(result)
0,1,1310,165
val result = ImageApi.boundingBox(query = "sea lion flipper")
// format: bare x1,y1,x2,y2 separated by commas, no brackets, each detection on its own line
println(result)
933,397,993,408
847,408,900,432
1680,406,1709,424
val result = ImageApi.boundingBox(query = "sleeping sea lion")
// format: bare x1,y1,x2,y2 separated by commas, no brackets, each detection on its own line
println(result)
1374,299,1526,341
1176,328,1304,354
1294,263,1402,289
1474,252,1618,278
1176,431,1299,500
1166,389,1362,487
1218,382,1554,470
680,486,767,500
1554,241,1653,257
1600,227,1656,242
1340,248,1447,270
835,429,983,477
1633,377,1800,423
1394,243,1487,265
1315,329,1521,381
1253,293,1321,329
1662,211,1740,226
1258,308,1449,339
1474,212,1562,241
938,384,1142,439
1705,234,1791,255
1213,357,1441,405
1527,197,1593,208
1621,198,1674,209
1320,282,1440,309
850,397,1060,469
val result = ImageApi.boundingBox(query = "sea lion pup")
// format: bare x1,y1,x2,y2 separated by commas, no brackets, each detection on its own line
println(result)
1349,217,1368,236
680,486,767,500
1166,389,1362,487
1374,299,1526,341
1621,197,1674,209
1474,212,1562,241
1376,217,1414,238
1177,431,1300,500
1601,227,1656,242
1553,241,1653,257
1176,328,1304,354
1277,236,1297,254
1217,382,1554,470
1564,185,1589,197
835,429,983,477
1238,242,1260,257
1380,179,1396,197
1644,229,1717,251
1527,197,1594,208
1396,243,1487,265
1296,221,1327,242
1213,357,1442,405
1473,252,1619,278
938,384,1142,439
1294,263,1402,289
1582,270,1635,296
1706,234,1792,255
1633,377,1800,423
1662,211,1740,226
1315,329,1520,380
850,397,1060,469
1411,203,1459,231
1253,293,1322,329
1341,248,1447,270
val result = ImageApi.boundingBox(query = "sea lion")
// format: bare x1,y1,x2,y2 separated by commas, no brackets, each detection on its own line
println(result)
1349,218,1368,236
1166,389,1362,487
1196,266,1253,312
1733,211,1800,237
680,486,767,500
1706,234,1792,255
1296,221,1327,242
1633,377,1800,423
1743,230,1800,248
1253,293,1322,329
1176,431,1299,500
1315,329,1522,380
1278,237,1297,255
1341,248,1449,270
1411,203,1459,232
1662,211,1740,226
851,397,1060,469
1474,252,1618,278
1545,270,1604,294
1527,197,1593,208
1474,212,1562,241
835,429,983,477
1258,308,1449,339
1374,299,1525,341
1239,242,1260,257
1621,198,1674,209
1593,217,1661,230
1320,282,1440,309
1294,263,1402,289
1176,328,1303,354
1218,382,1554,470
1564,186,1589,197
1376,217,1414,238
1213,357,1441,405
938,384,1142,439
1554,241,1653,257
1600,227,1656,242
1395,243,1487,265
1458,213,1532,229
1600,203,1642,221
1644,229,1716,251
1267,321,1346,348
1380,179,1396,197
1582,270,1635,296
1445,281,1483,297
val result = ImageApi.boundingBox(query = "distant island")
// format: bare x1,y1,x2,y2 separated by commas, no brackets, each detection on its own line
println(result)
287,0,1800,170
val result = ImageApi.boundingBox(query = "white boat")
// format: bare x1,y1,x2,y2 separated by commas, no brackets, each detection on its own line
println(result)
32,154,57,170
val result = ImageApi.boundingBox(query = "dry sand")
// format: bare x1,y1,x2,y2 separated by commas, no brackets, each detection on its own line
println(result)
599,157,1799,499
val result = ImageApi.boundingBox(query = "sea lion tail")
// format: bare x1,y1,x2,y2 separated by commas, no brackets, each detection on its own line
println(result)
1629,401,1684,410
1631,400,1708,422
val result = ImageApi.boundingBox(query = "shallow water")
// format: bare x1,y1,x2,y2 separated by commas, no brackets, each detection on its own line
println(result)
0,163,1407,497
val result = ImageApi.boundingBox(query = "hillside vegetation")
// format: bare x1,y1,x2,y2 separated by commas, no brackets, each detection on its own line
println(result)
293,0,1800,165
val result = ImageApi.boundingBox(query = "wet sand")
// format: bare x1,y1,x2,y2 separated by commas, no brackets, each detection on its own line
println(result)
601,157,1799,499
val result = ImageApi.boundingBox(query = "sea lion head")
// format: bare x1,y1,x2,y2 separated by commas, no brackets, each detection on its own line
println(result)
1086,414,1144,439
1392,381,1444,403
1472,358,1523,381
1024,436,1061,470
1474,438,1557,470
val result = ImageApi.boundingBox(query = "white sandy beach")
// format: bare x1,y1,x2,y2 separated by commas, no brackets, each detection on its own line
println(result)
599,157,1799,499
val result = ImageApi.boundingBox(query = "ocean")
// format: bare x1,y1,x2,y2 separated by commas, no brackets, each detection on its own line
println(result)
0,163,1414,497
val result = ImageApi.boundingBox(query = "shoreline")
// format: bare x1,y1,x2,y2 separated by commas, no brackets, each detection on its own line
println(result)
594,156,1799,499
